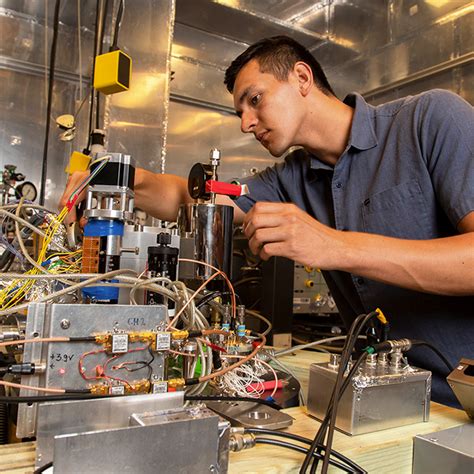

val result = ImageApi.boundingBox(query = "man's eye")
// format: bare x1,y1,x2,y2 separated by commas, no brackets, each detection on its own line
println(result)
251,94,261,106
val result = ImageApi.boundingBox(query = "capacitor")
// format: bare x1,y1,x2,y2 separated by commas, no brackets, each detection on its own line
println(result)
146,233,179,311
221,304,231,332
236,305,246,337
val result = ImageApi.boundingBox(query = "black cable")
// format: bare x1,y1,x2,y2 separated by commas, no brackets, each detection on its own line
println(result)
245,429,366,473
196,291,222,309
254,438,357,473
233,277,262,288
410,340,454,372
34,461,52,474
0,393,122,404
87,0,101,151
95,0,110,130
110,0,124,51
39,0,61,206
184,395,281,410
196,290,242,309
320,313,377,474
301,311,377,474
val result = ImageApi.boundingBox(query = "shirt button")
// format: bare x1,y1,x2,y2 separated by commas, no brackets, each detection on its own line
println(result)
357,277,364,285
336,182,342,189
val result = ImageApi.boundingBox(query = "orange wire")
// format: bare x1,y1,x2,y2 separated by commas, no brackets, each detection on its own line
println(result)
0,380,65,394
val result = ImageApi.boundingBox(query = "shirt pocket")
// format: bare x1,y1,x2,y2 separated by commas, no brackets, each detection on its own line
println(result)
361,179,430,239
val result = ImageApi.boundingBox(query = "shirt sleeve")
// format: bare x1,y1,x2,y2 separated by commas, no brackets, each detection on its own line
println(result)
418,89,474,228
233,151,304,213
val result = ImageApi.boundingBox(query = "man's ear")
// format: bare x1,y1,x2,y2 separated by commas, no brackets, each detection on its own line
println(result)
293,62,313,97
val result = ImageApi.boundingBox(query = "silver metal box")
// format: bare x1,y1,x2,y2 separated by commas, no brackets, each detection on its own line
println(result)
413,424,474,474
18,303,168,438
307,358,431,435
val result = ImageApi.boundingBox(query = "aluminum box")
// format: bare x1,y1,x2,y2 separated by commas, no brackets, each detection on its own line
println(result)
413,424,474,474
307,359,431,435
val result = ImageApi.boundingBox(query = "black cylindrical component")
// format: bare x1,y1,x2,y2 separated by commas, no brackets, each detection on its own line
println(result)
146,233,179,308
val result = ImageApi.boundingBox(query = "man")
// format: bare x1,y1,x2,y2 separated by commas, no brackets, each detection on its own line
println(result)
61,36,473,407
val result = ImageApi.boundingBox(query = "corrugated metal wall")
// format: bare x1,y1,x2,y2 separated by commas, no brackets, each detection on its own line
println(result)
0,0,174,209
1,0,472,204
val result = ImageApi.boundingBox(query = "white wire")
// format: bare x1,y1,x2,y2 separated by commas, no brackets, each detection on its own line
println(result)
275,335,356,357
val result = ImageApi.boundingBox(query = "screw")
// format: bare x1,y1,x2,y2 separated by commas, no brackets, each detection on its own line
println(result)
60,319,70,330
209,466,217,473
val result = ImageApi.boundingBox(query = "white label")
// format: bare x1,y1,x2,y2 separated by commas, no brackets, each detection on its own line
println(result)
110,385,125,395
112,334,129,353
293,298,311,304
152,381,168,393
156,332,171,351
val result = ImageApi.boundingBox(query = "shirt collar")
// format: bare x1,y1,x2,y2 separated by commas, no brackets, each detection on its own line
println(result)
343,92,378,151
309,92,378,171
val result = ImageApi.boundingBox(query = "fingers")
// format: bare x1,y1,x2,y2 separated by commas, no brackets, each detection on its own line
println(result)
247,226,288,255
243,213,285,241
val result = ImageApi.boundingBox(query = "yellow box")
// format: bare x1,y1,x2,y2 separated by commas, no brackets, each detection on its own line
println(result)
93,50,131,94
66,151,91,174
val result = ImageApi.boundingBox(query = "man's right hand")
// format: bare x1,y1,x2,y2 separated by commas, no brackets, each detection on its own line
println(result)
58,171,89,226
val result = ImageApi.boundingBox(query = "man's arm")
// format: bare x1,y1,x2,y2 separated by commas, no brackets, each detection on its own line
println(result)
59,168,245,224
243,202,474,296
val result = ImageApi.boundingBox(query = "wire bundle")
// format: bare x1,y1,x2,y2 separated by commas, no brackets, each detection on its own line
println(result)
300,311,379,474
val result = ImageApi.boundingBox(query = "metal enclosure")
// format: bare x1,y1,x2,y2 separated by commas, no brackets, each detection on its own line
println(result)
18,302,168,438
413,424,474,474
307,359,431,435
35,391,184,470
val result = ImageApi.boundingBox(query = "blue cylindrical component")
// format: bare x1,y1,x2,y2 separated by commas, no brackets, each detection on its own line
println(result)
82,219,124,303
221,323,230,332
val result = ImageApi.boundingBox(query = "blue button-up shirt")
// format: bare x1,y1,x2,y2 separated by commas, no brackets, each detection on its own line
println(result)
235,89,474,407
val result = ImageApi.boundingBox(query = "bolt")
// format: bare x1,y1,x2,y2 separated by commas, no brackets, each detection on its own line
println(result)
209,465,217,473
60,319,70,330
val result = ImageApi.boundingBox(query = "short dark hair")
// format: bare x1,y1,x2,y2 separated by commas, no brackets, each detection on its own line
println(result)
224,36,335,96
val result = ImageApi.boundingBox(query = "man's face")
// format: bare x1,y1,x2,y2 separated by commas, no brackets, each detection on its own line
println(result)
233,59,304,157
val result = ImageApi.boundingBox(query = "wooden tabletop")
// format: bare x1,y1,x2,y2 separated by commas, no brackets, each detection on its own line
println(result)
0,350,468,473
229,350,469,473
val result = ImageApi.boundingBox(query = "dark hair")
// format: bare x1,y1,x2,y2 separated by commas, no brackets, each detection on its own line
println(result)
224,36,335,96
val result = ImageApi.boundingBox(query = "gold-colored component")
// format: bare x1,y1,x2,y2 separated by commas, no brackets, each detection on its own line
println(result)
304,266,314,273
305,280,315,288
125,379,151,394
128,331,156,349
168,378,185,390
89,383,109,396
94,334,112,351
314,293,323,303
171,330,189,341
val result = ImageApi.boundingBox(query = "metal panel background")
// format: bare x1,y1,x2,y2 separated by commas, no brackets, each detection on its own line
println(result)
1,0,472,212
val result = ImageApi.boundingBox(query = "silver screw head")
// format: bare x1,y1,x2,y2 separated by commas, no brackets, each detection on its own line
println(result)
60,319,70,330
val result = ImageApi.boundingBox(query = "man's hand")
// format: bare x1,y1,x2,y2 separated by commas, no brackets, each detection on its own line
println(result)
58,171,89,226
243,202,343,269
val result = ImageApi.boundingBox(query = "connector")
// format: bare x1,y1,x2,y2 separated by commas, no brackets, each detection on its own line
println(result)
229,432,256,452
171,330,190,340
168,378,186,391
8,363,37,375
125,379,150,394
371,338,412,354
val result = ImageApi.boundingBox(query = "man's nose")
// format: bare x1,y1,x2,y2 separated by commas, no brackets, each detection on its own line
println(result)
240,111,257,133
